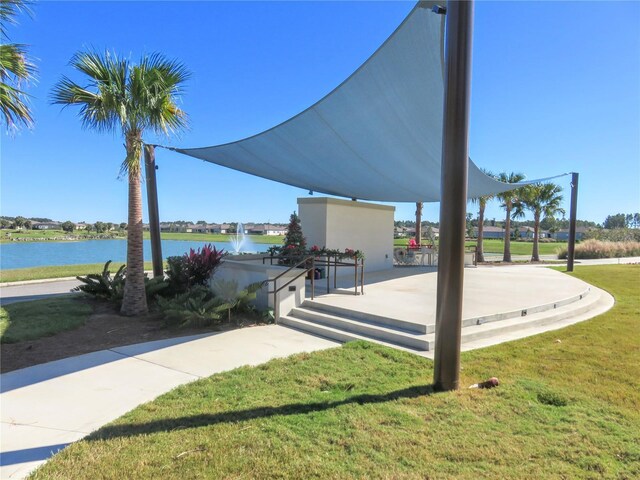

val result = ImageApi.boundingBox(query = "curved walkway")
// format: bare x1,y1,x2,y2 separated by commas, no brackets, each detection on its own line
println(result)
0,327,339,479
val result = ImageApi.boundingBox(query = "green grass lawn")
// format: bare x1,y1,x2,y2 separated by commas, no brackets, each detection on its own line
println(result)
394,237,567,257
33,265,640,479
0,296,93,343
0,229,126,243
0,262,157,283
147,232,284,244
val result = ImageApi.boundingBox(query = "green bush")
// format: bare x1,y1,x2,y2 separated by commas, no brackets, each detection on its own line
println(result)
74,261,126,301
156,285,232,328
584,228,640,242
74,261,168,306
557,239,640,259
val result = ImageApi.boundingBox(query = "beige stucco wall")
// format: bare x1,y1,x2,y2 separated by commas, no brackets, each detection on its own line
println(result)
298,197,395,272
216,259,305,315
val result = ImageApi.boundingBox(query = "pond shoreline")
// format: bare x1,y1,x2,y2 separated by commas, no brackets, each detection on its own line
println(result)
0,238,281,273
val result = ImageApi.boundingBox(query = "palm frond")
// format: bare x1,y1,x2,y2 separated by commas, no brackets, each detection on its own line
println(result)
51,49,189,171
0,0,33,40
0,80,32,128
0,43,35,81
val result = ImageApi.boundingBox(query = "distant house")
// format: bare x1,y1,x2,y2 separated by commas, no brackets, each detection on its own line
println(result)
516,226,552,239
473,225,505,239
424,226,439,240
75,222,88,230
554,227,588,241
185,224,211,233
33,221,61,230
158,223,186,233
247,224,287,235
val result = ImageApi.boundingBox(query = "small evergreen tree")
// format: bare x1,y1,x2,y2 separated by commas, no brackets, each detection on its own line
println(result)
281,212,306,264
284,212,306,250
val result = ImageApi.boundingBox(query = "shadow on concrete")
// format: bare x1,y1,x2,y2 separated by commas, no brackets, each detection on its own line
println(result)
0,443,69,467
0,333,216,393
87,384,434,441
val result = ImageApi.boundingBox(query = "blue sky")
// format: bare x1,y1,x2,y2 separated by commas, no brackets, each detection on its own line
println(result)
1,1,639,225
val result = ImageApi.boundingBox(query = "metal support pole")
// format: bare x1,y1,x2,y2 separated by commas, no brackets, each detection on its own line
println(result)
311,257,315,300
144,145,163,278
567,172,579,272
433,0,474,392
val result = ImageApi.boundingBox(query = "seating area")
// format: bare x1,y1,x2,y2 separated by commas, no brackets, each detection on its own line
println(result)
393,245,478,267
393,246,437,266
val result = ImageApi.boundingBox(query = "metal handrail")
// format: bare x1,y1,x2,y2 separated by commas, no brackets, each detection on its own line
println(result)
265,255,315,321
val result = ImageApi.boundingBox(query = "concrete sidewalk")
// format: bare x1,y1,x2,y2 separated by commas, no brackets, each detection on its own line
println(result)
0,326,339,479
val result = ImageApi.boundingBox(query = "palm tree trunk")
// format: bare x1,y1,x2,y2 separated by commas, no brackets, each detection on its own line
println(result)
477,203,485,262
503,203,512,262
532,211,540,262
121,157,148,316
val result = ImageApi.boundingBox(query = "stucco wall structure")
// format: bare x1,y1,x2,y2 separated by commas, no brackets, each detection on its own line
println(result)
298,197,395,272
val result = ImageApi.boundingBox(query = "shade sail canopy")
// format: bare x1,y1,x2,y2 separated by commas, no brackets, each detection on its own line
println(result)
170,1,564,202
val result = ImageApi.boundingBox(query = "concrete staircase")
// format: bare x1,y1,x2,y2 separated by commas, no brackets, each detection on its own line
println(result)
279,286,613,355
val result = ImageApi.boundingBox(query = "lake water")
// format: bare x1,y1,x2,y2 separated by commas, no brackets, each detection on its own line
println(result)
0,239,280,270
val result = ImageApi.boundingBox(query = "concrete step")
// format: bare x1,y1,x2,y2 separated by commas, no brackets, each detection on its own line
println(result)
288,307,430,350
301,299,428,334
459,287,592,329
281,286,610,356
425,287,605,347
279,315,432,352
462,289,615,351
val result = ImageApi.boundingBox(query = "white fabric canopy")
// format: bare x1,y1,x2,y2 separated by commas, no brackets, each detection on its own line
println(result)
170,1,564,202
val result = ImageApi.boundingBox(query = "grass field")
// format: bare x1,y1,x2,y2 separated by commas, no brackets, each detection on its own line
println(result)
0,229,125,243
0,262,157,283
1,229,283,244
0,296,92,343
145,232,283,244
33,265,640,479
394,237,567,257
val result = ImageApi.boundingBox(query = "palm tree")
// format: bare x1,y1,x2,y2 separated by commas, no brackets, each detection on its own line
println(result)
52,51,189,315
515,183,564,262
0,0,35,130
496,172,525,262
470,169,494,263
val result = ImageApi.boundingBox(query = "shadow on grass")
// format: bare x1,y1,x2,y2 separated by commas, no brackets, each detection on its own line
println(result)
88,384,435,441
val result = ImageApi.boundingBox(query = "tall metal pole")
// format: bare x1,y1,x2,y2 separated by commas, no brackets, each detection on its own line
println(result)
567,172,579,272
433,0,474,392
144,144,164,278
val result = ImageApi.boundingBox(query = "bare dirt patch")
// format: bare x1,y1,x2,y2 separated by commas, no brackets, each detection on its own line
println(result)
1,300,249,373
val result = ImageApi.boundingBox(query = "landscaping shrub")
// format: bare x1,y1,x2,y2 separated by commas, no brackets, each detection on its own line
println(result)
165,244,225,294
584,228,640,242
210,279,265,321
74,260,126,301
157,281,264,327
156,285,232,328
557,239,640,259
75,260,169,305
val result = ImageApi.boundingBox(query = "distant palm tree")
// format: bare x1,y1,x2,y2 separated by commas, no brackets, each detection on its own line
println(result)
496,172,525,262
0,0,35,130
515,183,564,262
52,51,189,315
471,169,494,263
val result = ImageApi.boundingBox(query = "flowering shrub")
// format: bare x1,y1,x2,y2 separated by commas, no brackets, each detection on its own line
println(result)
166,244,226,293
